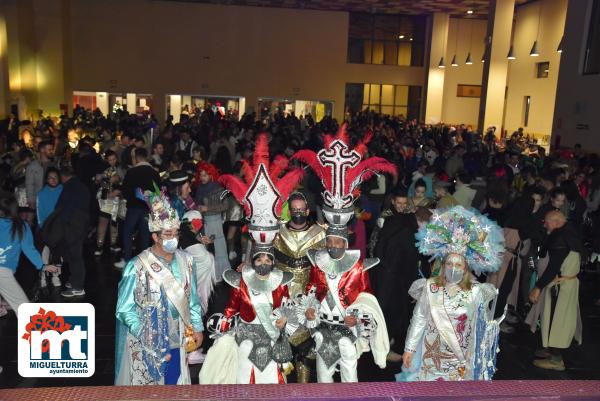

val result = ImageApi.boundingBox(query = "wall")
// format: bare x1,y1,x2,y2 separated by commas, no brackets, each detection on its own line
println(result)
66,0,424,121
441,17,487,127
0,0,425,121
504,0,567,141
552,0,600,152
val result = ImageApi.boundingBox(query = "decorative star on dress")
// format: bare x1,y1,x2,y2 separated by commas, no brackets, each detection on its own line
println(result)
422,335,455,371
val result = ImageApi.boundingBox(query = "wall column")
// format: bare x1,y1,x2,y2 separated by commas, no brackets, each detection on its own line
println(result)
478,0,515,133
0,13,10,118
424,13,449,124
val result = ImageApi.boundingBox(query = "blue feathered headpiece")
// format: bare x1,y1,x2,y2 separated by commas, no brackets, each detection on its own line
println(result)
416,206,504,274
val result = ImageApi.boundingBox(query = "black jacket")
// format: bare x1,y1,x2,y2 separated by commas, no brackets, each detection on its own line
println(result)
536,224,583,289
122,162,161,210
56,176,90,223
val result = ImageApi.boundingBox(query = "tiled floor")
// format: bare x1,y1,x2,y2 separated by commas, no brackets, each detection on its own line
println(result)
1,245,599,389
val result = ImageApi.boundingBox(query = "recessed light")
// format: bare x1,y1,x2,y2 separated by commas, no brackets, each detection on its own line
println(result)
467,10,474,14
409,38,413,41
399,35,405,39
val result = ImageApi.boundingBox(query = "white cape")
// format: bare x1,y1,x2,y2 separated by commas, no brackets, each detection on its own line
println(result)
198,334,238,384
349,292,389,369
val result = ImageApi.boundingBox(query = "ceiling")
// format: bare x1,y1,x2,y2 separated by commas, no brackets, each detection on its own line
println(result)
174,0,531,17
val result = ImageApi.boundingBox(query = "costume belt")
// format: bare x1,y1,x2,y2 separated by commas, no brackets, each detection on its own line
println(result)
319,312,345,325
275,253,312,270
552,275,578,285
315,321,356,368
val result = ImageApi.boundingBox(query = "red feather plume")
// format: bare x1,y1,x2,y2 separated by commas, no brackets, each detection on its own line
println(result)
354,130,373,157
253,133,270,172
344,157,397,194
218,175,251,215
274,168,305,214
291,149,324,179
241,160,254,184
269,155,289,184
218,133,304,219
291,125,396,208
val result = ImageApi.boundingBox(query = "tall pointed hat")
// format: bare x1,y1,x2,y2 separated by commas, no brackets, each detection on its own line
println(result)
292,124,396,229
219,133,304,247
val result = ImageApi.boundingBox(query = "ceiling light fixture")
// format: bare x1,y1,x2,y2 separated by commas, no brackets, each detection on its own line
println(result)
438,57,445,68
466,19,474,65
531,3,542,57
507,45,516,60
451,19,459,67
557,35,563,53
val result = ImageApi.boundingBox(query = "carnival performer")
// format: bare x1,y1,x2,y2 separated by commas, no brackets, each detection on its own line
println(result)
399,206,505,382
273,191,325,382
199,132,304,384
115,185,204,385
294,124,396,383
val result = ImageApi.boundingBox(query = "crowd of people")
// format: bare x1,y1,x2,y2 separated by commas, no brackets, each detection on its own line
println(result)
0,103,598,382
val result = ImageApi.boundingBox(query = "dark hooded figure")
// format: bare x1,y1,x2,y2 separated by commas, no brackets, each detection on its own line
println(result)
372,190,419,356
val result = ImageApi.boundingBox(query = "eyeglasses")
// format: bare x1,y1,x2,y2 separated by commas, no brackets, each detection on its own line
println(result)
160,231,179,239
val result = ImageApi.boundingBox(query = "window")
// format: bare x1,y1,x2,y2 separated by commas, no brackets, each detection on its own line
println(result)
456,85,482,98
536,62,550,78
523,96,531,127
347,13,426,67
584,0,600,74
345,83,421,119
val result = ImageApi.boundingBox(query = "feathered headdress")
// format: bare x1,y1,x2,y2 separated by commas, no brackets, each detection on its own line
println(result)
136,182,180,232
416,206,505,274
218,133,304,245
292,123,396,226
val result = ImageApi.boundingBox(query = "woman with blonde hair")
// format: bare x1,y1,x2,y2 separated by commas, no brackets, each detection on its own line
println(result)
398,206,505,381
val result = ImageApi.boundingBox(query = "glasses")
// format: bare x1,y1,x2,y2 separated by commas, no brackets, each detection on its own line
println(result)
160,231,179,239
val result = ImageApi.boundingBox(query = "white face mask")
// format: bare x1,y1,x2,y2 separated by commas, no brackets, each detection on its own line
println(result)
162,237,178,254
444,254,466,284
445,266,465,284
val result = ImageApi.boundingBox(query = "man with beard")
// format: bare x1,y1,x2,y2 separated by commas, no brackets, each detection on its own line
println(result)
273,192,325,382
373,189,419,362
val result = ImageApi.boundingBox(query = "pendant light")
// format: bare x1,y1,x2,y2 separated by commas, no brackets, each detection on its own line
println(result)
530,3,542,57
507,45,516,60
466,19,473,64
557,35,563,53
438,57,446,68
451,19,459,67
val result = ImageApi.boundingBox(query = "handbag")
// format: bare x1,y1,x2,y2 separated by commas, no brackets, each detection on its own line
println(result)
271,331,293,364
117,199,127,220
15,186,28,208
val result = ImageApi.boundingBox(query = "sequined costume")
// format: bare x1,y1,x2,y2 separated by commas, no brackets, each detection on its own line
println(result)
218,267,294,384
272,222,325,382
114,249,203,385
274,223,326,298
397,206,506,382
305,249,379,383
401,278,498,381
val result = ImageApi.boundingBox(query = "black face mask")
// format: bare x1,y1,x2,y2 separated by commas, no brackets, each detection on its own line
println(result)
291,213,307,226
253,263,273,276
327,247,345,260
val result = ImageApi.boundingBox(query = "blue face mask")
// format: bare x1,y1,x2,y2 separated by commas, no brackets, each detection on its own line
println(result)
162,237,178,253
